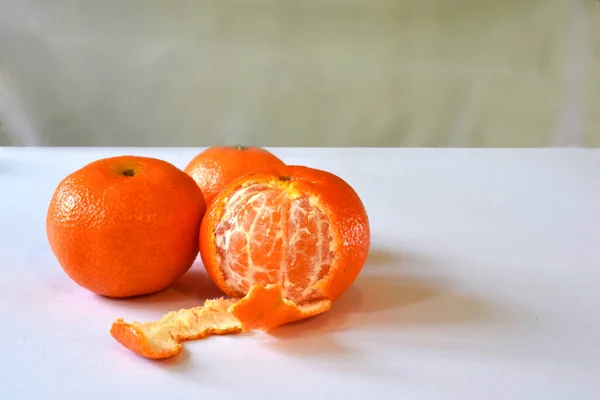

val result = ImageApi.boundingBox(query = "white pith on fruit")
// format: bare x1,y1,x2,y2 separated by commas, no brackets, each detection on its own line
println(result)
213,182,337,302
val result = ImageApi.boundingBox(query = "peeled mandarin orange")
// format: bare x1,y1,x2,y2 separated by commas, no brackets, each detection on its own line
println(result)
201,165,371,304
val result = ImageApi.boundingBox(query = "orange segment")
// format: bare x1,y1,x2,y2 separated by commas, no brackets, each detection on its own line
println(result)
110,298,242,359
228,284,332,332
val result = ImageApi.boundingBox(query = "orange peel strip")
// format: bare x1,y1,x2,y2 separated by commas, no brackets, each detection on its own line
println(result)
110,298,242,359
229,284,333,332
111,285,332,359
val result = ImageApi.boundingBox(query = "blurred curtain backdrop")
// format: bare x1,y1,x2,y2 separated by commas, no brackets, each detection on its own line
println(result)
0,0,598,147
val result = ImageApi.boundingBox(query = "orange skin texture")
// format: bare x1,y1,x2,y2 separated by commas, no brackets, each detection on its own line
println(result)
110,298,241,359
110,319,181,360
46,155,207,298
200,164,371,304
229,284,333,332
110,285,331,359
184,146,286,206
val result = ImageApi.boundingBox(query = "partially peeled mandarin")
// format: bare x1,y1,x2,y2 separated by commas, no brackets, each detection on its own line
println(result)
201,166,370,305
111,165,370,359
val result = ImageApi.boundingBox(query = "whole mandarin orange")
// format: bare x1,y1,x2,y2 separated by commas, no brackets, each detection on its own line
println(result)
46,155,207,298
183,146,285,206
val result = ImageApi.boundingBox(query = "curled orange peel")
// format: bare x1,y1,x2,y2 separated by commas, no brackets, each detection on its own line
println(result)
110,284,332,359
110,298,242,360
228,284,332,332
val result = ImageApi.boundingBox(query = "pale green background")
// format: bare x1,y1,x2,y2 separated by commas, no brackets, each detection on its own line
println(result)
0,0,598,147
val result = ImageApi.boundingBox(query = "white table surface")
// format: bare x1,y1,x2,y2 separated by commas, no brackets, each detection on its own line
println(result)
1,147,599,399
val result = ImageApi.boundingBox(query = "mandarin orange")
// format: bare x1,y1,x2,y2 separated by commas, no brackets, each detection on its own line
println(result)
183,146,285,205
200,165,370,304
46,155,206,298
